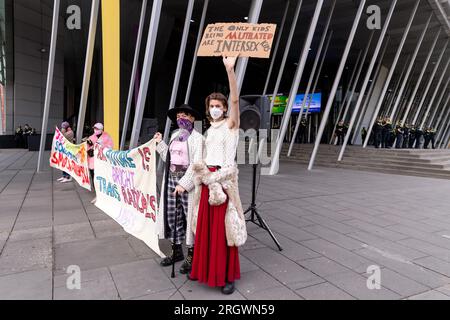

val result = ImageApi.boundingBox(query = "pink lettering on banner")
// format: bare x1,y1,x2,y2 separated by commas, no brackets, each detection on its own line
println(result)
137,147,151,171
121,185,156,222
111,167,135,189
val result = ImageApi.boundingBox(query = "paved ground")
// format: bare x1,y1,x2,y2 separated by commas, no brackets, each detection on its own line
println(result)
1,148,450,300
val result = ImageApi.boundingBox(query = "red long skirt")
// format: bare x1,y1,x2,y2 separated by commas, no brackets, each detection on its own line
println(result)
189,182,240,287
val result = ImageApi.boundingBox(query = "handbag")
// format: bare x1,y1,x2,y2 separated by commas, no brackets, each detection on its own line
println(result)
225,202,247,247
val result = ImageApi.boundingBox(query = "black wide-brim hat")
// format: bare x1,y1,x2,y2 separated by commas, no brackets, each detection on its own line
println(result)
167,104,201,123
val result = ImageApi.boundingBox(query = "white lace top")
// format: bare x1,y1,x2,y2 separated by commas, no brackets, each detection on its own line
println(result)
204,119,239,168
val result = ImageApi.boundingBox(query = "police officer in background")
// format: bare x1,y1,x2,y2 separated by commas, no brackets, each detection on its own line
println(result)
402,124,410,149
382,118,392,149
430,127,437,149
336,120,345,145
298,118,308,144
361,127,367,144
423,127,437,149
395,121,404,149
415,126,424,149
408,125,416,148
373,118,383,148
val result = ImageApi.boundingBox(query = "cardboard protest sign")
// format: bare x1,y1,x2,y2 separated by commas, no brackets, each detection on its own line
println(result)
197,22,277,58
50,127,91,190
93,139,164,257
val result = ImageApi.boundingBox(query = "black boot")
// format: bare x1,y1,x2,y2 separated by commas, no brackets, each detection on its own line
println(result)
222,282,235,295
179,247,194,274
160,244,184,267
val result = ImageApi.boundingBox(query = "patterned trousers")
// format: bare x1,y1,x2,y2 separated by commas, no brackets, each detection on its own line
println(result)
167,172,189,244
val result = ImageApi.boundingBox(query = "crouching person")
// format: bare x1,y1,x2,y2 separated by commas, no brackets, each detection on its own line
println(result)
154,104,203,274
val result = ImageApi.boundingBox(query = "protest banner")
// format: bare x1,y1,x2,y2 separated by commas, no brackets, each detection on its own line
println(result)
197,22,277,58
49,127,91,190
93,139,163,257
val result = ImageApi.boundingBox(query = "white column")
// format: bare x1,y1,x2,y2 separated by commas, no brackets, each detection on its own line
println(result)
262,0,290,96
363,0,420,148
352,36,390,144
429,75,450,127
268,0,303,119
288,0,336,156
269,0,324,175
129,0,163,149
37,0,60,173
185,0,210,104
308,0,366,170
337,0,398,161
120,0,148,150
388,13,433,120
161,0,196,150
412,57,450,126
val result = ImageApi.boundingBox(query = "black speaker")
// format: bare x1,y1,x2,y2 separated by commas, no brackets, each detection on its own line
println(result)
239,95,271,131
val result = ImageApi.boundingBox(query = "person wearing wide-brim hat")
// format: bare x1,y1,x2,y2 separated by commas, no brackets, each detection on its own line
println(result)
153,104,204,275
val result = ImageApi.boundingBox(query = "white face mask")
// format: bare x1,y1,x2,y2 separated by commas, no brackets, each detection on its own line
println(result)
209,107,224,120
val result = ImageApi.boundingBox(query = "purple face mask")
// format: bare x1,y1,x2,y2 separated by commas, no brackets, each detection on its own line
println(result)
177,118,193,141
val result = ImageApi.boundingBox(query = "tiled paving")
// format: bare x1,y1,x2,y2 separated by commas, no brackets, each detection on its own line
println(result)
1,149,450,300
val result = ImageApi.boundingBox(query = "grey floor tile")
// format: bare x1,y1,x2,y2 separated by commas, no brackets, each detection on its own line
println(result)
296,282,355,300
298,257,353,278
413,256,450,278
243,285,301,300
0,238,52,276
109,259,175,299
407,290,450,300
300,238,375,273
9,226,52,242
54,236,140,275
242,247,324,289
178,280,246,300
324,271,401,300
250,231,322,261
0,269,52,300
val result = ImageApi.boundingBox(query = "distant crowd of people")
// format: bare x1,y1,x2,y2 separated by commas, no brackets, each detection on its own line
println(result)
14,124,37,148
372,117,437,149
332,117,438,149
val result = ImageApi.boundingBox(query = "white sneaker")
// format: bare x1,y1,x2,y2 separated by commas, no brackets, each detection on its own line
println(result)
57,177,65,182
90,197,97,204
61,177,73,183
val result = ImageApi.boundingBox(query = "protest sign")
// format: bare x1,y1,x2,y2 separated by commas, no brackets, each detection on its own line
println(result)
49,127,91,190
197,22,276,58
93,139,163,257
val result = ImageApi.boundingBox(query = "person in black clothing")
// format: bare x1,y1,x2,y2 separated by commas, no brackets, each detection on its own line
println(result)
408,126,416,148
430,127,437,149
382,118,392,149
298,118,308,144
395,122,404,149
22,124,32,149
423,127,431,149
336,120,345,145
423,127,437,149
415,127,423,149
373,118,383,148
402,124,410,148
361,127,367,144
14,126,23,148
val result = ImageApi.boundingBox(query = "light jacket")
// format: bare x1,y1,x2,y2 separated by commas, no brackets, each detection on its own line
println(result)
156,129,204,246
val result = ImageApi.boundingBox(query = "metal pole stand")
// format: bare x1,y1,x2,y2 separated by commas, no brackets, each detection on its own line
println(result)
243,163,282,251
171,193,180,278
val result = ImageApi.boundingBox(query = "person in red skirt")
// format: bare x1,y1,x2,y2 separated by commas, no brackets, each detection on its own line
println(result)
188,55,247,295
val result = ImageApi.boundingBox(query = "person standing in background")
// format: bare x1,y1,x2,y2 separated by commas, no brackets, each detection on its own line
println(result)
85,123,114,203
57,121,76,183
